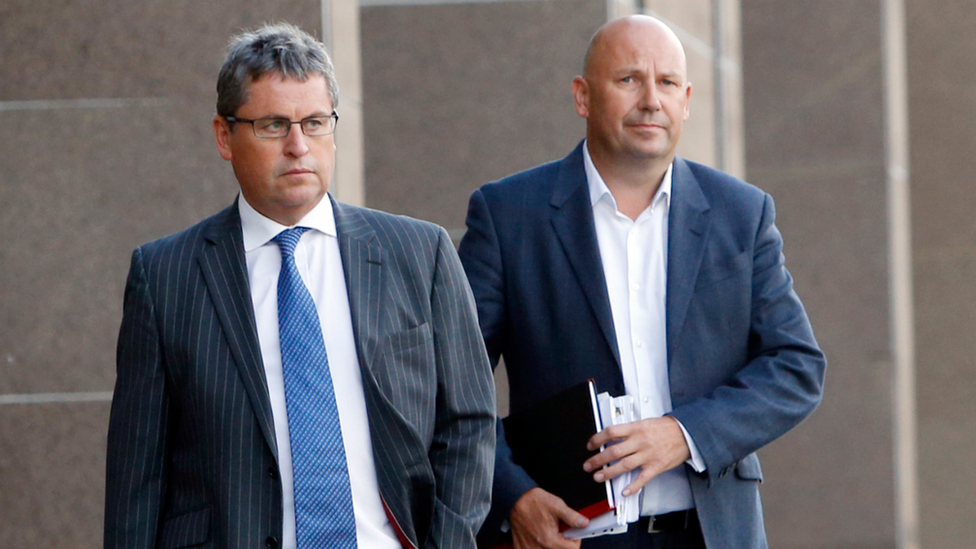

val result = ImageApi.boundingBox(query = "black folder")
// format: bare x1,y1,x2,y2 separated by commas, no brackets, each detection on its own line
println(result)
502,379,613,520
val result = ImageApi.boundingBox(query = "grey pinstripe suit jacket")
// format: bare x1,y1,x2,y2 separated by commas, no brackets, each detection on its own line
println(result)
105,197,495,549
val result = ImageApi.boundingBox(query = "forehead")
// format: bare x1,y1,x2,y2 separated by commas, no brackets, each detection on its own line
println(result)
593,23,686,76
240,74,333,114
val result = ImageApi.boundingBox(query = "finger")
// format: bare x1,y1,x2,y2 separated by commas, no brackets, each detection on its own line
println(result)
551,499,590,530
583,438,638,472
622,464,660,496
591,451,644,482
586,424,631,451
510,489,584,549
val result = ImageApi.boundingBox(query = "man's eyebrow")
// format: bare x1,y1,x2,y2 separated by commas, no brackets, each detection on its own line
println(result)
253,110,332,119
658,70,685,82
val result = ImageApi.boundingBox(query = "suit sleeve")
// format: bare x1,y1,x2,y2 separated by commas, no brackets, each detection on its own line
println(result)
104,247,169,549
457,189,539,541
669,194,826,477
425,226,497,549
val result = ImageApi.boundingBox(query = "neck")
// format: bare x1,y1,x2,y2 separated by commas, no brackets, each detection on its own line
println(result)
589,147,670,221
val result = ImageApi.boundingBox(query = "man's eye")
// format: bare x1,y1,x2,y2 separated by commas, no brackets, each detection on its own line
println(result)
260,119,286,131
304,118,323,129
621,76,634,83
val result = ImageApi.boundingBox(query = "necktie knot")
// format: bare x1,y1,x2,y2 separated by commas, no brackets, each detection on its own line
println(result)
274,227,310,258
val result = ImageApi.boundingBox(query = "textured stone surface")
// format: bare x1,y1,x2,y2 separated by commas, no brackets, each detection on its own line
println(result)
0,4,322,547
906,0,976,546
0,0,319,102
361,0,604,231
741,0,897,547
645,0,713,45
679,44,717,167
0,100,237,394
0,401,111,548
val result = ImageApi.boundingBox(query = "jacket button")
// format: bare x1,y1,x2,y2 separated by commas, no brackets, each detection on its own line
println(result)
266,536,279,548
268,466,279,480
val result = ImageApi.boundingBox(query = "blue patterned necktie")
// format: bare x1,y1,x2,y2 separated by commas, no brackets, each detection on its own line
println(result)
274,227,357,549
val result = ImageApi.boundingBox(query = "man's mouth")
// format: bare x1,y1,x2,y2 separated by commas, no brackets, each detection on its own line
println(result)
282,167,314,176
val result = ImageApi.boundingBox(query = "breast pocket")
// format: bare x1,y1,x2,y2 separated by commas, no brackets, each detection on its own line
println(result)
695,249,751,291
372,323,437,432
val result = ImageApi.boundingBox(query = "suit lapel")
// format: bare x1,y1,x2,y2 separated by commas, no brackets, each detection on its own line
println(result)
666,158,711,364
198,203,279,460
332,199,423,544
549,143,621,366
331,197,385,370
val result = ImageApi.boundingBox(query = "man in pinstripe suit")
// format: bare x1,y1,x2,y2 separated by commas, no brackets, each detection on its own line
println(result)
105,23,495,549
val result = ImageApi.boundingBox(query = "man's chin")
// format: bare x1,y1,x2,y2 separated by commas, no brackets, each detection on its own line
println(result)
623,143,672,162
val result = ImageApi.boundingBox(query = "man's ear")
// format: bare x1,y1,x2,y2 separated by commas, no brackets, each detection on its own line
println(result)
683,82,692,120
572,76,590,119
213,115,234,161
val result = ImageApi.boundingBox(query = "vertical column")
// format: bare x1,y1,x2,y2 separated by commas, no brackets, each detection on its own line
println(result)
712,0,745,178
881,0,918,547
324,0,366,206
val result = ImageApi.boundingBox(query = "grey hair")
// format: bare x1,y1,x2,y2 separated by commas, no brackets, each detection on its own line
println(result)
216,22,339,118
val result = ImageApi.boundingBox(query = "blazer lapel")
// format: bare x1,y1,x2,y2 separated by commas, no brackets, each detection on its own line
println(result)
549,143,621,366
332,198,423,544
666,158,711,364
198,203,279,460
331,197,385,370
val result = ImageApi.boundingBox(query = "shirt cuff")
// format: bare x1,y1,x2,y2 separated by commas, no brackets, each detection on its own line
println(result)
675,419,706,473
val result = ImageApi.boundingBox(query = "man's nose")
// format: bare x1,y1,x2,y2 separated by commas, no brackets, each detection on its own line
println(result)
639,83,662,110
282,124,310,156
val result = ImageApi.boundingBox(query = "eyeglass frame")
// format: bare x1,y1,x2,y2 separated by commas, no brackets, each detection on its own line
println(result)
224,112,339,138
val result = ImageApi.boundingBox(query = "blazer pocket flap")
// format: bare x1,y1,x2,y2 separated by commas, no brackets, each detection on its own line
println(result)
734,453,763,482
159,506,211,548
696,249,751,289
382,322,432,353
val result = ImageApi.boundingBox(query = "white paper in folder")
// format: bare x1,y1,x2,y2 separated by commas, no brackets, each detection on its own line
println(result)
563,392,641,540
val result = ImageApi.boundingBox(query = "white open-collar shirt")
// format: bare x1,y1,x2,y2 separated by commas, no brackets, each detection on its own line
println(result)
239,194,399,549
583,142,705,516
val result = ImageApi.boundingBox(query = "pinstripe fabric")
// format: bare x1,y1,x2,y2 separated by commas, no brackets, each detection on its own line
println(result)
106,198,495,549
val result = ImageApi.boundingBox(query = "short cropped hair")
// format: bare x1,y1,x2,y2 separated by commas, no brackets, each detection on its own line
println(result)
216,22,339,118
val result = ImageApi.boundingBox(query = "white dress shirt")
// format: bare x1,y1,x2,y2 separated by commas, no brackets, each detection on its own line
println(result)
239,195,400,549
583,143,706,516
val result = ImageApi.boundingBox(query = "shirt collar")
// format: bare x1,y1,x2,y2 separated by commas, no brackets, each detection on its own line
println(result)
583,139,673,213
239,193,337,253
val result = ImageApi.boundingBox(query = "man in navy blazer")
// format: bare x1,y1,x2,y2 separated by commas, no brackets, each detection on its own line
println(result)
459,16,825,549
105,23,494,549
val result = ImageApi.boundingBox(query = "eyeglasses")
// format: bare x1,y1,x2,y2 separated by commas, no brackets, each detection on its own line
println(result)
224,112,339,138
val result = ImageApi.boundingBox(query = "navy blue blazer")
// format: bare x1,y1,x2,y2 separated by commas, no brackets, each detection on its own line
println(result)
458,142,825,549
105,197,495,549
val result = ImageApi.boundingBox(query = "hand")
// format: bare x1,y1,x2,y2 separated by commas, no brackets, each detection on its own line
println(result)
509,487,588,549
583,416,691,496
